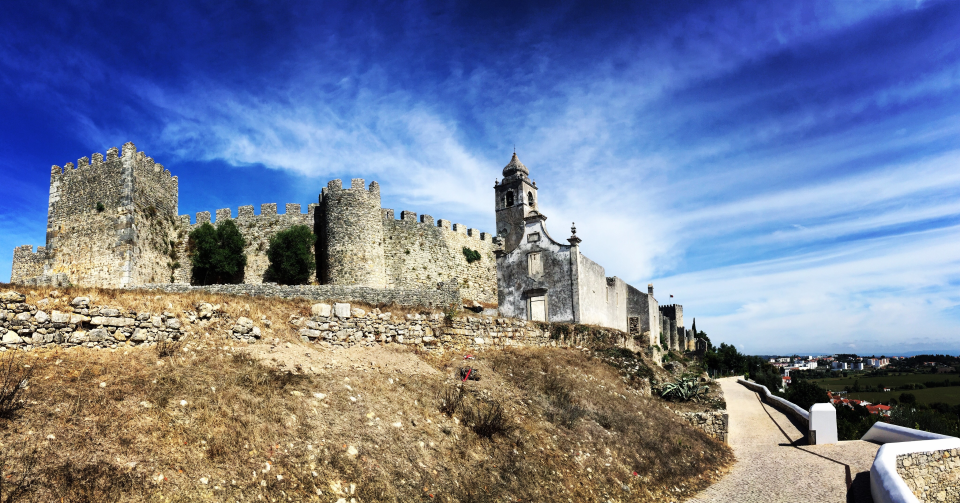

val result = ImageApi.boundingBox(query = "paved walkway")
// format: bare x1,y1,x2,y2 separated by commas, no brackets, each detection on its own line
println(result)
688,377,880,503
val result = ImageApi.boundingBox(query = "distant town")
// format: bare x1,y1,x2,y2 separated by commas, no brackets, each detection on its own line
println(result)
760,353,960,416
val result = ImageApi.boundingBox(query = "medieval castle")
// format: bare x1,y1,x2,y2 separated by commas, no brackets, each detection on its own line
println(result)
10,142,700,352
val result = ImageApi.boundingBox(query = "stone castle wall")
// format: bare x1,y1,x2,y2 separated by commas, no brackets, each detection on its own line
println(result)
381,210,497,304
11,245,48,284
176,203,318,285
12,143,181,288
40,145,130,287
12,144,497,305
129,149,181,285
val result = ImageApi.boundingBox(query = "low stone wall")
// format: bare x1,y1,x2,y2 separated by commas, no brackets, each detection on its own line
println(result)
135,282,461,308
290,302,606,350
0,291,183,350
896,448,960,503
678,411,729,443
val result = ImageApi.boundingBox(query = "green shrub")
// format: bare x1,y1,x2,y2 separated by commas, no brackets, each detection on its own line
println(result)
462,247,482,263
889,405,960,437
655,376,708,402
265,225,316,285
95,202,105,213
188,220,247,285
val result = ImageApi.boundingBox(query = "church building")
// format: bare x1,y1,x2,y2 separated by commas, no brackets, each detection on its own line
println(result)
494,154,663,346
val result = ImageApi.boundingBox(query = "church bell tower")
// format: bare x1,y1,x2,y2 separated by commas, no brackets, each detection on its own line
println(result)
494,153,539,254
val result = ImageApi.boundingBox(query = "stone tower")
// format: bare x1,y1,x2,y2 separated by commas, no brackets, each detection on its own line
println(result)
494,153,539,254
12,142,180,287
318,178,387,288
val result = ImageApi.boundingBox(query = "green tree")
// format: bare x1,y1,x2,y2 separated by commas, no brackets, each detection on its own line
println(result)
189,220,247,285
265,225,316,285
785,380,829,410
836,403,879,440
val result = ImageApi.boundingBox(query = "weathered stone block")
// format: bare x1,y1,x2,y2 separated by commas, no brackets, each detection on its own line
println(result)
165,318,182,329
2,331,22,345
311,303,331,317
299,329,321,339
0,291,25,303
334,303,351,318
101,308,120,317
88,328,108,342
51,311,71,323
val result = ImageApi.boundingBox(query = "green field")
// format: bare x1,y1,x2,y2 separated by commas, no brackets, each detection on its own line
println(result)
810,373,956,390
837,387,960,407
809,373,960,406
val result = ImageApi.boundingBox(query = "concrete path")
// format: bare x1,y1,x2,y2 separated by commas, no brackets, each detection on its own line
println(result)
688,377,879,503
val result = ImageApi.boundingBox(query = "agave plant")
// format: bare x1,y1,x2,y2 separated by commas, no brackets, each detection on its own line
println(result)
657,376,708,402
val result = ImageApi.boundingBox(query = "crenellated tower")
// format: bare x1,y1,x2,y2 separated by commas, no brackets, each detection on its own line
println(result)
494,153,539,254
20,141,180,287
318,178,387,288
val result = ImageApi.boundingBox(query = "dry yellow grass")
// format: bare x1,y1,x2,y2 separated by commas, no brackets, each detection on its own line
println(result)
0,285,733,502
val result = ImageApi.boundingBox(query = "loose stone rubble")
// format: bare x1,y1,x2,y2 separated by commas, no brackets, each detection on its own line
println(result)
0,291,183,350
229,316,263,343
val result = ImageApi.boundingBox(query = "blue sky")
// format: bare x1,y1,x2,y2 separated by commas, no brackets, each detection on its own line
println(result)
1,0,959,355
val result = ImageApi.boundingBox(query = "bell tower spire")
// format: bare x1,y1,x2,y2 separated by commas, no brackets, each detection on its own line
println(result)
494,152,539,254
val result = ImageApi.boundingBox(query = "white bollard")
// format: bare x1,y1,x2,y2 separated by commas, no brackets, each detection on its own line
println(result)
808,403,838,444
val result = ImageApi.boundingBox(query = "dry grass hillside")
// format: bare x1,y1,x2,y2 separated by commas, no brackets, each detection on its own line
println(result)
0,285,733,502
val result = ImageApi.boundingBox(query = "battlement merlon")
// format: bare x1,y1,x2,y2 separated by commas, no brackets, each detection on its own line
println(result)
189,203,318,225
378,211,490,240
320,178,381,200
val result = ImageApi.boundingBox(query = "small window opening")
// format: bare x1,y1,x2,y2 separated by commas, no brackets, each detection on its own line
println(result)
506,191,515,206
527,191,534,207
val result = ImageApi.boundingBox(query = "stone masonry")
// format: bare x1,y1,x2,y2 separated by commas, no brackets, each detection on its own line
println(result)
12,143,498,304
677,411,729,443
12,142,180,288
0,291,183,350
897,448,960,503
138,281,461,308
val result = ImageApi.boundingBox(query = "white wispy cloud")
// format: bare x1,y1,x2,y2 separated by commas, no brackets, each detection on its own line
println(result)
4,0,956,355
658,225,960,354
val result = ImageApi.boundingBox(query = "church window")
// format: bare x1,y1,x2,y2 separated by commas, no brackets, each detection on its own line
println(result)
506,191,514,206
527,191,534,207
527,252,542,277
